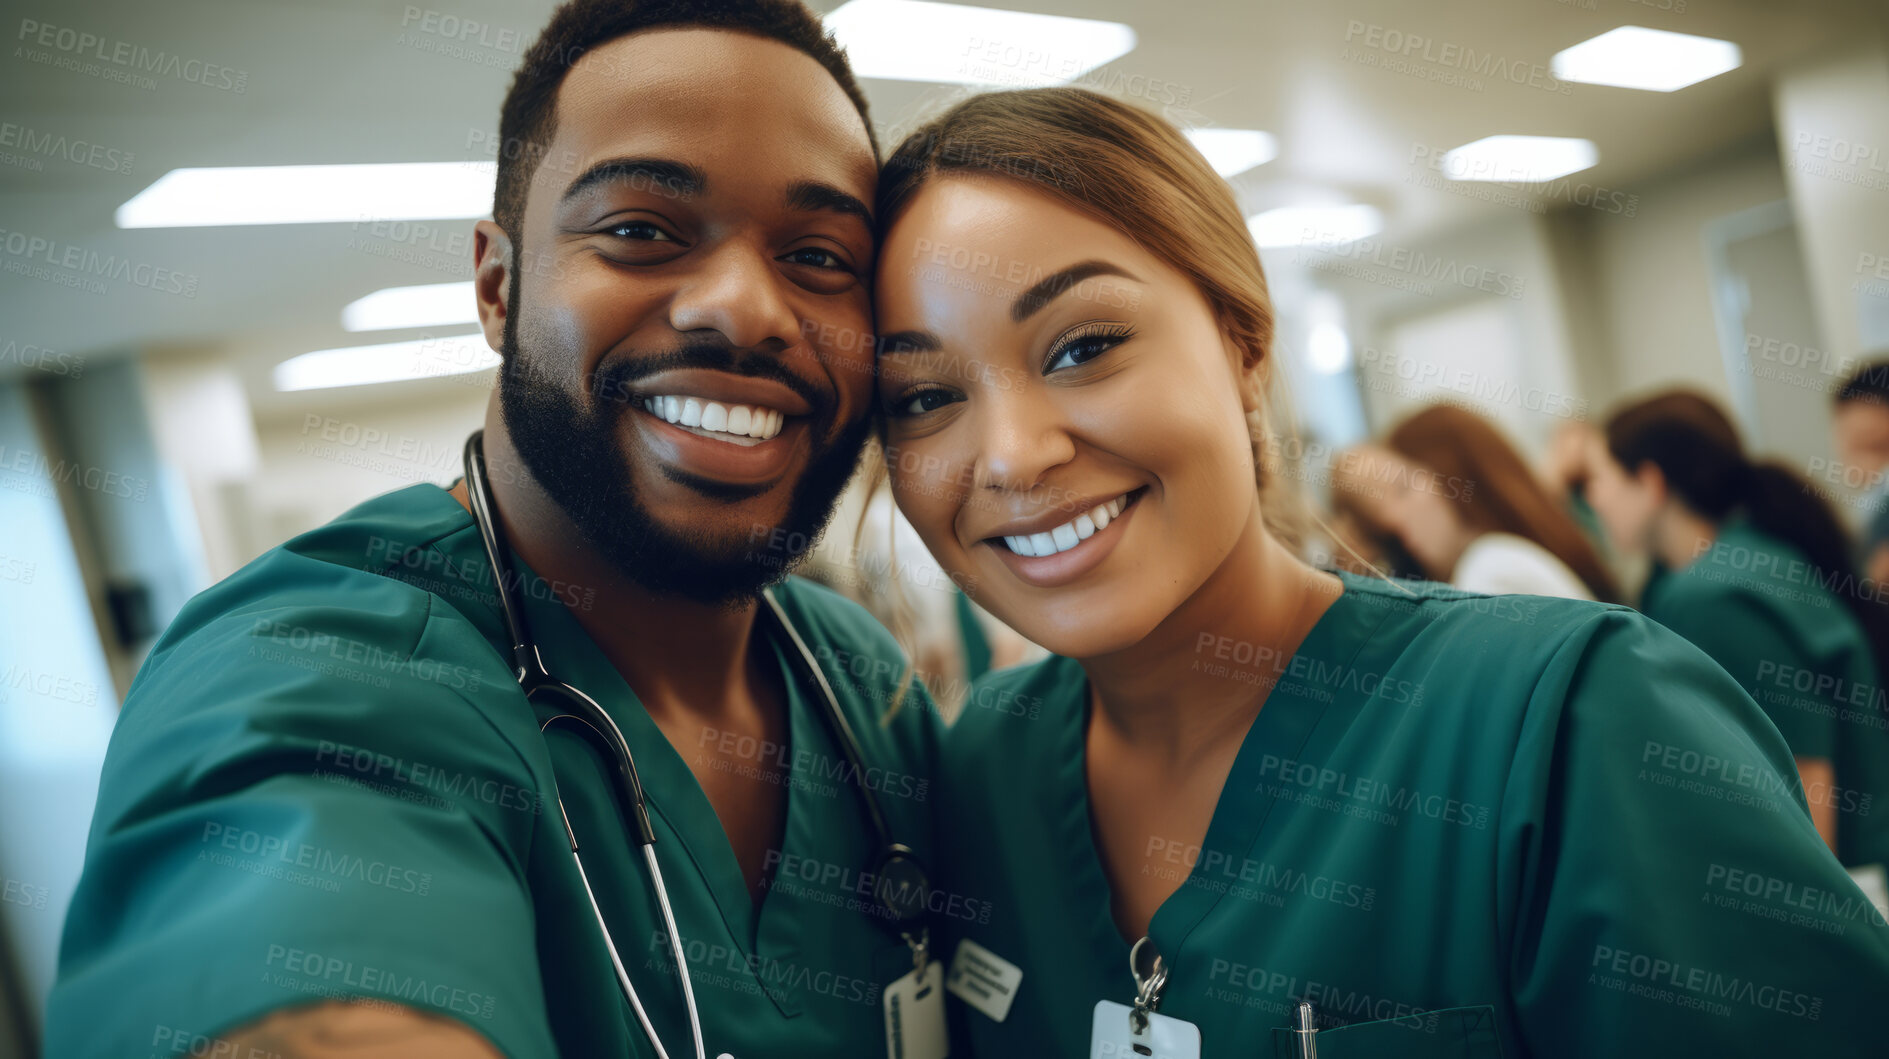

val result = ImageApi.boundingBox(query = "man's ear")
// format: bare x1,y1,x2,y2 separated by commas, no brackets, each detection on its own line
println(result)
473,220,513,356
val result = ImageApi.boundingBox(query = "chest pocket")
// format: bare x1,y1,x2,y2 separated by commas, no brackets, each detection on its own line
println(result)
1269,1005,1503,1058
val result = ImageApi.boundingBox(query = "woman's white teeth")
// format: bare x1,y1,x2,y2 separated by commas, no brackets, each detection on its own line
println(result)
642,395,783,440
1003,494,1129,557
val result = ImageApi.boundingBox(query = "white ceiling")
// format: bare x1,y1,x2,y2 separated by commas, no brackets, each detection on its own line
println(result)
0,0,1874,417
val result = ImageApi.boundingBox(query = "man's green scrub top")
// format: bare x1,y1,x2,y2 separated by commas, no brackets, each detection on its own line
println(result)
1642,519,1889,869
46,484,940,1059
936,572,1889,1058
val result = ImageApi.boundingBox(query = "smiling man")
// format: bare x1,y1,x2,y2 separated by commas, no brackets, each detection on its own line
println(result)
45,3,942,1057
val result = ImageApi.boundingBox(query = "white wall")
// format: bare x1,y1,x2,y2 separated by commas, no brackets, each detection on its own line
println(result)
243,383,491,560
1269,207,1583,458
1579,137,1791,406
1775,38,1889,361
0,383,119,1042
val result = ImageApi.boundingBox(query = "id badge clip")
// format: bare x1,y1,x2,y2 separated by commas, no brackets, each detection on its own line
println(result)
1089,936,1200,1059
885,926,947,1059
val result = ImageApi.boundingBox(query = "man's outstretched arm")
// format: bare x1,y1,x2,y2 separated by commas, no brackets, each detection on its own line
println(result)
221,1002,506,1059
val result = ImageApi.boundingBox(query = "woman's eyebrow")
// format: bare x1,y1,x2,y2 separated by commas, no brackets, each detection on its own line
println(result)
876,261,1138,359
1012,260,1138,322
876,330,943,356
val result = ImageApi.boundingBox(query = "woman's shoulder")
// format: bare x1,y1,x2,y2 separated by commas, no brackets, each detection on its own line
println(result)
1330,567,1613,637
1350,592,1785,806
953,574,1656,728
1324,570,1679,722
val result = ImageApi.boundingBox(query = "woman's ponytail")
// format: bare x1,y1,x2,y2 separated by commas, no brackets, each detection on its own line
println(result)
1607,390,1889,681
1741,461,1854,591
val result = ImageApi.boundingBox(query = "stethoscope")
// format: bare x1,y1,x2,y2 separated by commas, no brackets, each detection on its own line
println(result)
463,431,933,1059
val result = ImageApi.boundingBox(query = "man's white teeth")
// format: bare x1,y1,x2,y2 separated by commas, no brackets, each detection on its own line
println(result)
642,395,784,440
1003,494,1130,557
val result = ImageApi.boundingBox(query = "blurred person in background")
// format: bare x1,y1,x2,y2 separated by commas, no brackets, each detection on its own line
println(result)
1323,443,1425,579
872,85,1889,1058
1530,418,1618,564
1535,418,1640,601
1832,358,1889,584
1378,404,1618,601
1587,389,1889,871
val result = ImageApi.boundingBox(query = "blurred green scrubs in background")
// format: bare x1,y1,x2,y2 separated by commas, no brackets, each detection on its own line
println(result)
937,571,1889,1058
1642,519,1889,870
46,484,939,1058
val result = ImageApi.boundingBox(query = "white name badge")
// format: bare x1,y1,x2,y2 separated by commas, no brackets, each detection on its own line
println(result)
884,960,947,1059
945,938,1023,1023
1089,1000,1201,1059
1849,863,1889,920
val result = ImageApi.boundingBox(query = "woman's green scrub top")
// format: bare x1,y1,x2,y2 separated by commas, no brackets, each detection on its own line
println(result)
936,571,1889,1058
46,484,941,1059
1642,519,1889,869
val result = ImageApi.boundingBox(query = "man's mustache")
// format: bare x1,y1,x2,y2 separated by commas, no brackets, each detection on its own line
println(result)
590,342,833,423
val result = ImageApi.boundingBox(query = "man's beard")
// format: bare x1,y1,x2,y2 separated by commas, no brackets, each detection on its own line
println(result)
496,281,871,608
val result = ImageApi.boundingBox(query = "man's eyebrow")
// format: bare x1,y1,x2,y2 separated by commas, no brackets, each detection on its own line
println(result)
876,330,944,356
1013,260,1138,323
784,180,874,227
559,157,706,204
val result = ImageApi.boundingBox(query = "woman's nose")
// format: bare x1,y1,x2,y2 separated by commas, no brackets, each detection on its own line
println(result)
970,386,1078,496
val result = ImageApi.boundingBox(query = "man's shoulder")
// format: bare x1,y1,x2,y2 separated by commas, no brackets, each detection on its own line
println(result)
128,485,507,723
282,482,478,579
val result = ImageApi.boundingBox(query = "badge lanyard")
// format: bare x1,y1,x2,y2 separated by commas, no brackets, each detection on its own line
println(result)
884,937,946,1059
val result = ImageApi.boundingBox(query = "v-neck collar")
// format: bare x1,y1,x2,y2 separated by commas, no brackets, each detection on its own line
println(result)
387,485,826,1008
1056,571,1399,992
519,577,822,975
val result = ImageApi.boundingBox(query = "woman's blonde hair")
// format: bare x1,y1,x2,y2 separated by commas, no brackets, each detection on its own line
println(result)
875,86,1310,549
1387,404,1620,601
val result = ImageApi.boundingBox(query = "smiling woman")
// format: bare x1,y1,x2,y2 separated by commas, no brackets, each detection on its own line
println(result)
870,87,1889,1059
874,92,1313,658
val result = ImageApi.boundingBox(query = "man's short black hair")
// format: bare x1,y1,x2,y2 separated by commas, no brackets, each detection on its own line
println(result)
492,0,877,239
1836,357,1889,407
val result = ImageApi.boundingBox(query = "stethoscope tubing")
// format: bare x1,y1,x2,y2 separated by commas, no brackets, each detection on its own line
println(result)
461,430,924,1059
466,432,705,1059
572,840,701,1059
